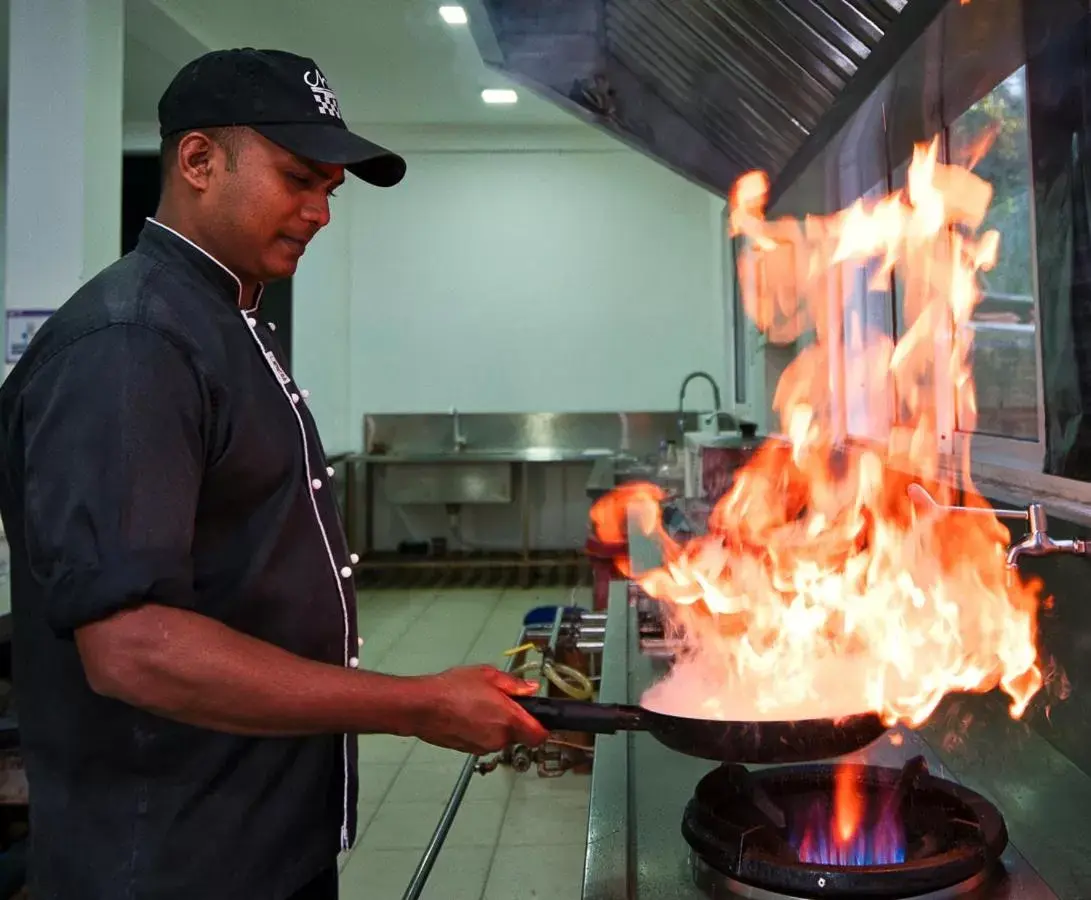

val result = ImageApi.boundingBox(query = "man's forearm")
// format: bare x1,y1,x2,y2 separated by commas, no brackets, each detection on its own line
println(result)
76,604,435,737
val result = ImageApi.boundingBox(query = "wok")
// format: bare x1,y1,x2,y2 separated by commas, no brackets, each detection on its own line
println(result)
514,696,887,764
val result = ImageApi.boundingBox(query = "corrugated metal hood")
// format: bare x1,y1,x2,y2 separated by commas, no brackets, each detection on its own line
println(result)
466,0,924,195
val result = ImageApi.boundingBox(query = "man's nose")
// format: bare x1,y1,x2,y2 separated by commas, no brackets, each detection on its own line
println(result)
301,196,331,228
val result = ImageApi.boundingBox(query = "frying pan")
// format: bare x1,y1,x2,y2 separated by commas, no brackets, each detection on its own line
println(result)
514,696,887,764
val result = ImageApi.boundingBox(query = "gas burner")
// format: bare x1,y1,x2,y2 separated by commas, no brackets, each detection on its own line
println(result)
682,757,1007,899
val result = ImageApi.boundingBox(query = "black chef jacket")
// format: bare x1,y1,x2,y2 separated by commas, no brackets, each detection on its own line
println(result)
0,219,360,900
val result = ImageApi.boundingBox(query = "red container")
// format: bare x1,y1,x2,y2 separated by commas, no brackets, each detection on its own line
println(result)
698,428,768,505
701,445,757,504
585,536,625,610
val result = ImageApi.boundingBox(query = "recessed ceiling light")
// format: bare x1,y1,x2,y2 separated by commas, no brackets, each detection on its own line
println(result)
439,5,468,24
482,88,518,104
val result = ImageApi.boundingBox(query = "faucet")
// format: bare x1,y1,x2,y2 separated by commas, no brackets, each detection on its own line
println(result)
906,484,1091,571
451,407,468,452
1005,504,1091,568
678,371,723,438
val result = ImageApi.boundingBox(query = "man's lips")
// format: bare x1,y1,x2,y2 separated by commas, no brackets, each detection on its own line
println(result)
279,235,309,252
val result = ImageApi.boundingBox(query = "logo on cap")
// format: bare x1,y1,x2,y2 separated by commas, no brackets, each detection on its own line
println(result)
304,68,342,120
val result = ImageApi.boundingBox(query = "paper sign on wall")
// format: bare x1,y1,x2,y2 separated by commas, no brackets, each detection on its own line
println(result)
5,310,53,365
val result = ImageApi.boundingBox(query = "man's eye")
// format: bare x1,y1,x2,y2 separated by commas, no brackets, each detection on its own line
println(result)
288,172,311,186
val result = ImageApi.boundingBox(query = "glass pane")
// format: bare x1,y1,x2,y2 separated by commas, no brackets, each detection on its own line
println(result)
731,236,747,405
891,158,910,341
842,177,897,441
948,67,1040,441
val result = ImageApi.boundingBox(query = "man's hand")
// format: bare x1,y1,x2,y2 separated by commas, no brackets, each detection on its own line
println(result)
416,665,550,754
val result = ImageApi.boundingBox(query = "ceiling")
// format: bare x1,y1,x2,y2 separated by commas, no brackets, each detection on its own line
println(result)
124,0,575,127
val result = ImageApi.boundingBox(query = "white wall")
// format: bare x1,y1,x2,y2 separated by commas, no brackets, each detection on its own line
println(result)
293,130,730,453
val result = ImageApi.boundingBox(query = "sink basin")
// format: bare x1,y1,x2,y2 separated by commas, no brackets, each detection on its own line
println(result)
363,447,617,464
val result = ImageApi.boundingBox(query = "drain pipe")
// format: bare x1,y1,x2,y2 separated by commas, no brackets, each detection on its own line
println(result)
399,622,530,900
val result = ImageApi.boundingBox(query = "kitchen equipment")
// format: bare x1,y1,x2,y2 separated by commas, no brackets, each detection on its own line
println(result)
677,371,723,440
514,695,887,764
682,422,764,502
580,581,1070,900
683,757,1008,899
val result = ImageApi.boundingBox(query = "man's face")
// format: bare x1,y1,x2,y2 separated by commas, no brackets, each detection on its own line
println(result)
205,130,345,283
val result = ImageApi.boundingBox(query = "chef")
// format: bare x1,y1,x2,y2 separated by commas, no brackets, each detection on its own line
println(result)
0,48,548,900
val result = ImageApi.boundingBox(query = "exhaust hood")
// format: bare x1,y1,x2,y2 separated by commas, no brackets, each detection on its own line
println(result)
465,0,930,197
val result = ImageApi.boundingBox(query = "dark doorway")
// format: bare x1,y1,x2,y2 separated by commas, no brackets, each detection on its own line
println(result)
120,152,294,366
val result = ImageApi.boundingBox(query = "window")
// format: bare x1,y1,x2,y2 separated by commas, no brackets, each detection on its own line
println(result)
841,174,898,442
731,235,748,405
948,67,1041,444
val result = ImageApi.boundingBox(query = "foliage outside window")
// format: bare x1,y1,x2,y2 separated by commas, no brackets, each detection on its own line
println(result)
948,67,1040,442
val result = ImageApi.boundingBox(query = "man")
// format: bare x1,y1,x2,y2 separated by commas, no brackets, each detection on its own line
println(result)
0,48,548,900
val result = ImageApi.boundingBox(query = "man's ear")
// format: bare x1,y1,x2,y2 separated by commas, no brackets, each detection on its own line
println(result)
175,132,218,192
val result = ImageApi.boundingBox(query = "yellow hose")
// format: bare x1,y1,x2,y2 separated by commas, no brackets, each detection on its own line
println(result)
503,644,594,700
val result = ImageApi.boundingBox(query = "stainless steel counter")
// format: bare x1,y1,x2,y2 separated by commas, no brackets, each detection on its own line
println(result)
359,448,617,464
582,582,1078,900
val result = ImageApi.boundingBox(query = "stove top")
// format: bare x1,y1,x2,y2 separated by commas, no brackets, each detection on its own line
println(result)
688,854,993,900
582,583,1076,900
683,758,1007,900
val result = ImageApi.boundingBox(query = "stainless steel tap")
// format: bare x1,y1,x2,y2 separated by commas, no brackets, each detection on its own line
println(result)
1005,504,1091,568
677,371,722,438
906,484,1091,569
451,407,467,452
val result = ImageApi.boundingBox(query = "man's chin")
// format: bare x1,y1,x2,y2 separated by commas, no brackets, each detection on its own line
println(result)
261,257,301,282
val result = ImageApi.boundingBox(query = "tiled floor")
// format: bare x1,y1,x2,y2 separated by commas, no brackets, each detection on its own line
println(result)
339,586,592,900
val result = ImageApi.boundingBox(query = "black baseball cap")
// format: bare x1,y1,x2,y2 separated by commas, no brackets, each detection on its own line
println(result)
158,48,406,188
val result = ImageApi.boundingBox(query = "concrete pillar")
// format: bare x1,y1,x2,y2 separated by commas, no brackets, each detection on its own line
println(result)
4,0,124,373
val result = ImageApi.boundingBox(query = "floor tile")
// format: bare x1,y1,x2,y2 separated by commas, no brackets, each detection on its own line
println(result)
483,843,586,900
357,591,439,667
343,586,593,900
358,762,403,805
340,845,493,900
465,623,531,664
357,800,380,833
358,734,416,765
359,799,507,851
386,759,516,805
509,771,592,801
497,791,590,847
377,651,468,676
406,741,470,766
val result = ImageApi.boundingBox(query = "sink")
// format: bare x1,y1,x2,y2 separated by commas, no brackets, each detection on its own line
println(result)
363,447,617,464
614,460,658,485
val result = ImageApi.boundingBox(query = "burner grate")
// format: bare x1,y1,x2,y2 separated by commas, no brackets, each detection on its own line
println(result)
682,757,1007,899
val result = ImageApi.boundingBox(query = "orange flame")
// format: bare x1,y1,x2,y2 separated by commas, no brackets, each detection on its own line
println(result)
594,136,1046,728
834,765,862,843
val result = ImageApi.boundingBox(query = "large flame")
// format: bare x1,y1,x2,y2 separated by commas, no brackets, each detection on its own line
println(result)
594,138,1045,728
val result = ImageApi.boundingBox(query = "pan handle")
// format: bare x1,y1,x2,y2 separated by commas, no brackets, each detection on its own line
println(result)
514,696,645,734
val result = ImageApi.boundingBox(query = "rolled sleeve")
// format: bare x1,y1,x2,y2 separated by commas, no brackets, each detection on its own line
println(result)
21,324,206,635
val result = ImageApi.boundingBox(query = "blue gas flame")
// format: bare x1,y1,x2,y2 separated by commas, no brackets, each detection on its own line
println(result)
791,794,907,867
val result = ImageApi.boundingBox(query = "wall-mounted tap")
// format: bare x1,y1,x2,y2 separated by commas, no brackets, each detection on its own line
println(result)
1005,504,1091,568
678,371,722,438
906,484,1091,571
451,407,468,452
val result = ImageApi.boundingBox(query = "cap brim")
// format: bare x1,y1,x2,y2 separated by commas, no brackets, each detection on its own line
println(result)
253,123,406,187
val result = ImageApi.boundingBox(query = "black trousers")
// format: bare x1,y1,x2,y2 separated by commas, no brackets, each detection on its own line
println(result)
288,868,338,900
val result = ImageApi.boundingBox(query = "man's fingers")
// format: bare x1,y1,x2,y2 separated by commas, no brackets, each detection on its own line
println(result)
485,667,540,696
